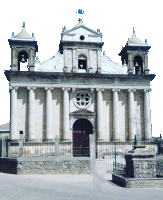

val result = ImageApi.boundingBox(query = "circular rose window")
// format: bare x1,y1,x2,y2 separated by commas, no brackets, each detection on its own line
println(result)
73,90,91,109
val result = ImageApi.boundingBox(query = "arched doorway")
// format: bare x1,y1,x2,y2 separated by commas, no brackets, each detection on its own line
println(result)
73,119,93,157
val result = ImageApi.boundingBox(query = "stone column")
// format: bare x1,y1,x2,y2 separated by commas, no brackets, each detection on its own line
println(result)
144,53,150,75
96,88,104,139
97,50,101,74
144,89,152,140
10,86,18,139
128,89,136,141
27,86,36,139
112,89,120,141
11,47,18,71
62,87,70,140
89,134,96,173
128,54,133,74
45,87,53,140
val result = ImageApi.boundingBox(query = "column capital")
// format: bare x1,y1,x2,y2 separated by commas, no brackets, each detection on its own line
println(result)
90,88,94,93
143,88,152,93
45,87,54,91
71,88,76,93
11,47,17,50
96,88,104,92
62,87,70,91
112,88,120,92
127,88,136,93
29,47,35,51
27,86,36,90
9,86,19,90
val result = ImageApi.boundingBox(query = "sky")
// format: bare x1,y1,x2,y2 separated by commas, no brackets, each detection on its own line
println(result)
0,0,162,137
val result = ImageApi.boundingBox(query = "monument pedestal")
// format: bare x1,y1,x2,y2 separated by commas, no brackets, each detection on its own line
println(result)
125,145,156,178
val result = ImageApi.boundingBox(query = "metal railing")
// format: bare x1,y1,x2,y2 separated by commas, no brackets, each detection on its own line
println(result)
1,137,73,158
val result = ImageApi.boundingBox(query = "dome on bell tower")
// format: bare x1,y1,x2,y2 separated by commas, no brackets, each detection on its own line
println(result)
127,27,142,44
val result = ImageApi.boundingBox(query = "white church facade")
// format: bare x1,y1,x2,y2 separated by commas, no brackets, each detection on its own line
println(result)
5,19,155,156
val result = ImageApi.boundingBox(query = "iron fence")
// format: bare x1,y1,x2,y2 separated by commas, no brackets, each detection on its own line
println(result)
96,136,158,172
1,138,73,158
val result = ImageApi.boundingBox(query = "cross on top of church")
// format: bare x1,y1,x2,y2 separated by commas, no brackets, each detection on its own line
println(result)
22,22,25,29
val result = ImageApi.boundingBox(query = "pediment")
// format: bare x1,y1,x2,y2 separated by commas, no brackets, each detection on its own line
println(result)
63,26,99,36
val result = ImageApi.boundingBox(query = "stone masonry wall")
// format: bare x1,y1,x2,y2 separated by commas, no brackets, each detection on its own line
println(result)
0,157,90,175
156,155,163,176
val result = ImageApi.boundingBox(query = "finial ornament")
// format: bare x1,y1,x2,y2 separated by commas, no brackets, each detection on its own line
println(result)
133,27,135,35
22,22,25,29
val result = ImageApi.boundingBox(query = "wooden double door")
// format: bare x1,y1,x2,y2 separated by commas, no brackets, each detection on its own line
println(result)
73,119,92,157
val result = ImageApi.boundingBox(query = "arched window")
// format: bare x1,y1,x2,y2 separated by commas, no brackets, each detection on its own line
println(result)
134,56,143,75
18,51,28,71
78,54,87,71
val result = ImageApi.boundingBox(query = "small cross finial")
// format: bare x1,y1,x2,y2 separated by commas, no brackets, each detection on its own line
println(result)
78,18,82,23
22,22,25,29
133,27,135,35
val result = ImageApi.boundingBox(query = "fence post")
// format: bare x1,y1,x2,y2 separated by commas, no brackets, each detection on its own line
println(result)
89,134,96,173
19,131,24,157
2,137,7,158
55,135,59,157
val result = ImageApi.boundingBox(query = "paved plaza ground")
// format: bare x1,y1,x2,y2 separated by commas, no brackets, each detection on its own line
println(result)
0,172,163,200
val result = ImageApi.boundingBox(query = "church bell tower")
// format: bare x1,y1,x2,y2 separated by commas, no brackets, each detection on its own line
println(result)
8,22,38,71
59,19,104,74
119,28,151,75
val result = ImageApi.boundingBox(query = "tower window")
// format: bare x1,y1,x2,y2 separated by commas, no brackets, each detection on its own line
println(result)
134,56,143,75
78,54,87,71
18,51,28,71
80,35,85,40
